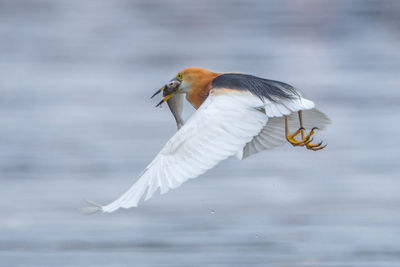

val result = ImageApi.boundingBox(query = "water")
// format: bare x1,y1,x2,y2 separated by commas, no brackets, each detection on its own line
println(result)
1,0,400,266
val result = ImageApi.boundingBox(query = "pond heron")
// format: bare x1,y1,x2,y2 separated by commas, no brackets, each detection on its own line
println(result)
84,67,330,213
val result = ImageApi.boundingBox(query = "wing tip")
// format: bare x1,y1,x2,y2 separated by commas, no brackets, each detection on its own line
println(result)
81,199,104,214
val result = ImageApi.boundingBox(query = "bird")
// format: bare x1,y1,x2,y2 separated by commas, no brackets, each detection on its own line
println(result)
83,67,330,214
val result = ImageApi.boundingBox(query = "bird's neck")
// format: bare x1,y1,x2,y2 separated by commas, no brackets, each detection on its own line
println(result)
186,72,220,109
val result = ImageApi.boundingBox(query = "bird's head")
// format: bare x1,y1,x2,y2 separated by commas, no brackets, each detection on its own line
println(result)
151,67,219,107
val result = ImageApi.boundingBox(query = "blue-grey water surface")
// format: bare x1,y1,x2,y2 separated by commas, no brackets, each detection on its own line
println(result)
1,0,400,266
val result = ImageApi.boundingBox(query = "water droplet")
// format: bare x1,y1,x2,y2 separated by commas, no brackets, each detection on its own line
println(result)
210,209,216,214
255,234,259,238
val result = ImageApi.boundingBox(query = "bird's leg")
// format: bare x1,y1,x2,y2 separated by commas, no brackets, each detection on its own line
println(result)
299,110,327,151
298,110,305,140
285,115,310,146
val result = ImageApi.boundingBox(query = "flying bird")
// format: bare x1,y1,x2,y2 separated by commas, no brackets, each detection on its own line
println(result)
84,67,330,213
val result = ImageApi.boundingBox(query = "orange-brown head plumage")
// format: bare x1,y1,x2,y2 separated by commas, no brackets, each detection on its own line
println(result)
179,67,220,109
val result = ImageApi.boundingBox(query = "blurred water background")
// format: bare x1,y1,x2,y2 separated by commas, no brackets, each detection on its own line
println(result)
1,0,400,266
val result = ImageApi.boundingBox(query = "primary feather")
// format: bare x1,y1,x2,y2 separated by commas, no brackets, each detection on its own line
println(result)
93,91,268,213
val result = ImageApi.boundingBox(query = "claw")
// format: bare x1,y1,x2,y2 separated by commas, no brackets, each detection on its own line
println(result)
307,141,323,148
286,127,310,146
306,141,327,151
286,127,318,147
303,127,327,151
286,111,327,152
286,126,327,151
304,138,314,145
309,144,327,151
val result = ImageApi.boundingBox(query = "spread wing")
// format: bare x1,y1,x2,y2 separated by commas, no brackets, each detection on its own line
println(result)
87,91,268,213
210,73,331,159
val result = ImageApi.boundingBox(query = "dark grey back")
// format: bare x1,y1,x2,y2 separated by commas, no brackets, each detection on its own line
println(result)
211,73,300,102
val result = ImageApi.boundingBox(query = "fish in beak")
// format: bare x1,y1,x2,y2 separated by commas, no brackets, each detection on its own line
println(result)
150,78,184,129
151,78,181,108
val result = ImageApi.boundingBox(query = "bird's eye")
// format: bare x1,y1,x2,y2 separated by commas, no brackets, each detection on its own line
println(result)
176,73,183,80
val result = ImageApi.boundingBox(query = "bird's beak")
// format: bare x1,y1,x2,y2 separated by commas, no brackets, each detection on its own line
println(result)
150,87,164,99
151,78,181,107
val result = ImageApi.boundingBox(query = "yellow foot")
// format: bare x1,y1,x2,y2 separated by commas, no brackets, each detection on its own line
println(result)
304,127,327,151
286,127,316,146
306,140,327,151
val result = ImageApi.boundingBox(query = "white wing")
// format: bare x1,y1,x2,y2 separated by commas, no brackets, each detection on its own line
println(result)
95,91,268,213
237,97,331,159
